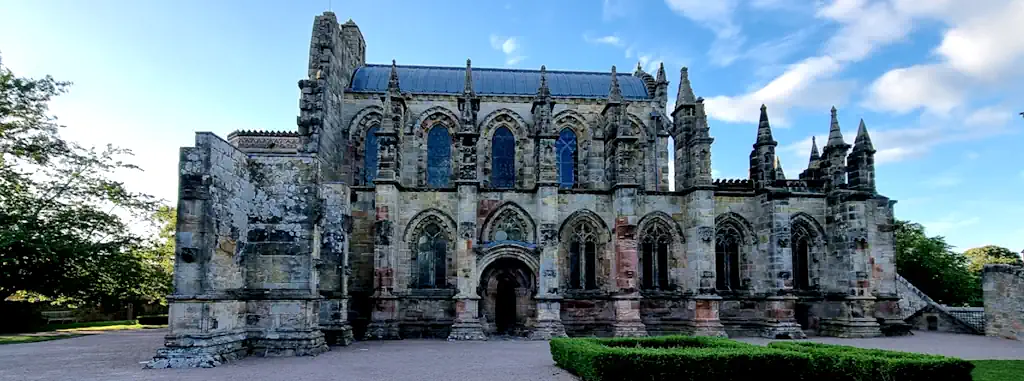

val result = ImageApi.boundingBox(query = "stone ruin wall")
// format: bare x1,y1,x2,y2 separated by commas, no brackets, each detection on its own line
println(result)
984,264,1024,341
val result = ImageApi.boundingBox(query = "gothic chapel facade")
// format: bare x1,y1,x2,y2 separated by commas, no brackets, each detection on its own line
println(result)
149,12,903,368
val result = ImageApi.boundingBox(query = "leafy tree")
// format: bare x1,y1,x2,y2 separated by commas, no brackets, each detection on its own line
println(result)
894,220,978,306
963,245,1023,274
0,53,163,305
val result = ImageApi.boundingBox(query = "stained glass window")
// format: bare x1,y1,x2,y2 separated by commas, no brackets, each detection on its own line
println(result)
363,126,378,185
491,127,515,188
427,126,451,187
417,223,447,288
556,128,577,189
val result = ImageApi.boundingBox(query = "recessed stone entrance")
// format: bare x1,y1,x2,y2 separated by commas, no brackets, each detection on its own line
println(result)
479,257,536,337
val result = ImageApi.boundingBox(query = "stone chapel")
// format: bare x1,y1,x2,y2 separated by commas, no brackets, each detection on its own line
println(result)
148,12,903,368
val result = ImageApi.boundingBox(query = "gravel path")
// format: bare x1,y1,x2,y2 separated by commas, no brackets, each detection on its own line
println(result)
1,329,1023,381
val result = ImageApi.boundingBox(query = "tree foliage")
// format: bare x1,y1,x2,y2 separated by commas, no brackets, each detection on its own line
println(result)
894,220,978,306
0,53,169,307
963,245,1022,274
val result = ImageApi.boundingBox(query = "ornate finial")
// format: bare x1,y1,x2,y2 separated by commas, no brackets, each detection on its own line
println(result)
656,62,666,83
774,156,786,179
536,65,551,98
809,136,820,162
608,65,623,102
387,59,400,92
756,104,775,145
854,119,875,152
827,106,845,147
464,58,474,95
675,66,696,108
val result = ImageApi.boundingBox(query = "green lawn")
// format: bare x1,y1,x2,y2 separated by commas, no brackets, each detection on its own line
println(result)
0,334,84,345
972,360,1024,381
0,319,166,345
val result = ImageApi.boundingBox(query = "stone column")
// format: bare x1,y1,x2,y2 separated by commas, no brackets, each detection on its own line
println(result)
448,176,486,340
819,190,882,338
364,182,402,340
528,136,567,340
757,194,805,338
611,186,647,337
318,182,355,345
682,190,727,337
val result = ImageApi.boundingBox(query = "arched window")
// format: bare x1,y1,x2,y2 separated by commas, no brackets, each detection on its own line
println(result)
792,233,810,290
427,125,451,187
715,225,742,291
363,126,379,185
416,223,447,288
641,222,671,290
568,222,597,289
556,128,577,189
491,127,515,188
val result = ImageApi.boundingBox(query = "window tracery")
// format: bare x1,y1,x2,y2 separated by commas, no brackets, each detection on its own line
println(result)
556,128,577,189
415,222,448,288
715,224,743,291
491,127,515,188
641,222,671,290
568,221,598,289
427,125,451,187
363,126,379,185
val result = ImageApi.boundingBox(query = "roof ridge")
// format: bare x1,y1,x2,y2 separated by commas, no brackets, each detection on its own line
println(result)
361,63,635,76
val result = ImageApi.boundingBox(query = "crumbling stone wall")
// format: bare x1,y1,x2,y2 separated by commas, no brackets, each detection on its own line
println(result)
984,264,1024,341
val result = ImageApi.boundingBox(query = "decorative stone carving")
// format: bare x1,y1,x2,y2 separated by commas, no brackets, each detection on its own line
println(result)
540,223,557,247
459,221,475,240
698,226,714,242
374,220,392,246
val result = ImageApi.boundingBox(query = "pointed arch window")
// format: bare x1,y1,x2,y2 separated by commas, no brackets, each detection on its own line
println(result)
792,230,810,290
556,128,577,189
427,125,451,187
363,126,379,185
641,222,671,290
416,223,448,288
568,222,597,290
715,225,742,291
491,127,515,188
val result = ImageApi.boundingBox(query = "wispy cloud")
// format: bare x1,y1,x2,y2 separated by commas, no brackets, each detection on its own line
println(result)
663,0,744,66
583,34,625,47
923,213,982,237
489,35,526,65
926,172,963,188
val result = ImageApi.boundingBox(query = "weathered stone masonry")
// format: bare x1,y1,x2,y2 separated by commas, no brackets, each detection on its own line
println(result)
150,11,903,368
983,264,1024,341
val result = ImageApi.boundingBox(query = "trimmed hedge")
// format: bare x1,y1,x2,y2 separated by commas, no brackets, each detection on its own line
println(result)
767,341,974,381
550,336,974,381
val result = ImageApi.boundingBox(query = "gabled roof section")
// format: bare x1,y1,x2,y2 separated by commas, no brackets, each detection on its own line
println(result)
349,64,651,100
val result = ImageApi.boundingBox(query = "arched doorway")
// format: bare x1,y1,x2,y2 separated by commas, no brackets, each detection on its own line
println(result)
478,257,536,337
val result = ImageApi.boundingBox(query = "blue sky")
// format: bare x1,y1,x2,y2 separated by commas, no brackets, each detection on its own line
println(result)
1,0,1022,252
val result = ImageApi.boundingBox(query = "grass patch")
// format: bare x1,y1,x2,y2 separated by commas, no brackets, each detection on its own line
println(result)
0,333,84,345
42,320,139,331
551,336,975,381
971,360,1024,381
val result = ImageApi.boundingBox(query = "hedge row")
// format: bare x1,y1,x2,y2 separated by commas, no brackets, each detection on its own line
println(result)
550,336,974,381
136,315,168,325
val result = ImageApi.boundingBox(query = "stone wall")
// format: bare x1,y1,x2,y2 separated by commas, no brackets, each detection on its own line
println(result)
983,264,1024,341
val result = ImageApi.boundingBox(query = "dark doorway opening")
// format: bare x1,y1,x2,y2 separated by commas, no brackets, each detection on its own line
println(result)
926,315,938,331
795,303,810,330
494,273,518,334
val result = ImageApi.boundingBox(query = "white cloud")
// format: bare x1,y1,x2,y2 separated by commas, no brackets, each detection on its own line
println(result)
965,106,1015,127
664,0,744,66
865,0,1024,114
489,35,526,66
583,34,624,47
865,64,964,115
964,151,980,160
926,172,963,188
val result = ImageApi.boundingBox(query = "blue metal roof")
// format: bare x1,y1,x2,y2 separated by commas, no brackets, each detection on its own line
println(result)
349,64,650,99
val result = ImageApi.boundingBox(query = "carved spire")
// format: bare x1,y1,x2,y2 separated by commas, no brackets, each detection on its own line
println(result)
809,136,820,162
675,67,695,109
608,65,623,103
774,155,786,180
463,58,475,96
536,65,551,99
656,62,667,83
853,119,875,153
387,59,401,94
634,61,644,76
755,104,776,146
826,106,846,147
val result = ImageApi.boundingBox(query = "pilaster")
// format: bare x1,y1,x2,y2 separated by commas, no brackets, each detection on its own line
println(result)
680,189,727,336
755,192,805,339
819,190,882,337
